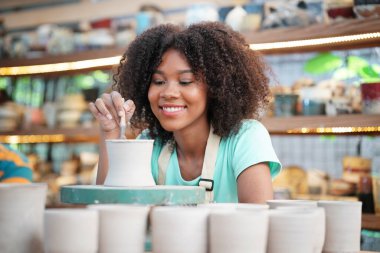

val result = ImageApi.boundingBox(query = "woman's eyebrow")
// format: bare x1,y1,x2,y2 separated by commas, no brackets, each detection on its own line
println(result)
153,69,193,74
178,70,193,74
153,70,164,74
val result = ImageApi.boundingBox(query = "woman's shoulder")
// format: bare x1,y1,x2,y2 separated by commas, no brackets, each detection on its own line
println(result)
236,119,269,137
222,119,270,145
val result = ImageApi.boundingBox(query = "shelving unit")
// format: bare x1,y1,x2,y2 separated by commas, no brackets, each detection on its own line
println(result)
246,17,380,54
0,19,379,140
1,18,379,76
261,114,380,135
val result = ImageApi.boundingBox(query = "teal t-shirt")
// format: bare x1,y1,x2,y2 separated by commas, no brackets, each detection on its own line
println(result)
138,120,281,202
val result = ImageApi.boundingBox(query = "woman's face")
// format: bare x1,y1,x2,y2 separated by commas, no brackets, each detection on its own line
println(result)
148,49,208,133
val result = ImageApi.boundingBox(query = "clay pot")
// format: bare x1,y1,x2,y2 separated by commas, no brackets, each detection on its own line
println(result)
267,210,316,253
318,201,362,253
266,199,318,209
151,206,209,253
44,209,98,253
104,139,155,187
0,183,47,253
88,204,150,253
209,209,269,253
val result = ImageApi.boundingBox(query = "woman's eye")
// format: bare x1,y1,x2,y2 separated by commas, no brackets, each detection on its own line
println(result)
153,80,165,85
179,81,193,85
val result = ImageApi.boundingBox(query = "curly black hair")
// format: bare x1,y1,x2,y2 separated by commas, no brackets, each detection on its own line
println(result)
113,21,270,143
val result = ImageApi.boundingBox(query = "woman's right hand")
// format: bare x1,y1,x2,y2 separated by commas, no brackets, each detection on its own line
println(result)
88,91,135,139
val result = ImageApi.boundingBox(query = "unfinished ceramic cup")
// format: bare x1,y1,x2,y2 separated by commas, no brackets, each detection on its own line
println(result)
151,206,209,253
266,199,317,209
198,203,269,211
44,209,98,253
104,139,155,187
209,209,269,253
267,210,315,253
88,204,150,253
276,206,325,253
318,200,362,253
0,183,47,253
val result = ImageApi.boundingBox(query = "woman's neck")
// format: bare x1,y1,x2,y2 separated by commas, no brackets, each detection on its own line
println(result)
174,121,210,161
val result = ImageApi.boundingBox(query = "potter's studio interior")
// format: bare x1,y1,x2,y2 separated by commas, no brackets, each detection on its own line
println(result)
1,0,380,252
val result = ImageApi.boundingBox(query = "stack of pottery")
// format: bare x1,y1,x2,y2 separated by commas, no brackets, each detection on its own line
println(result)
56,94,87,128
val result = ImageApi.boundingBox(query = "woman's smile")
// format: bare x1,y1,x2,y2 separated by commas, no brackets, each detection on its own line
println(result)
160,105,187,115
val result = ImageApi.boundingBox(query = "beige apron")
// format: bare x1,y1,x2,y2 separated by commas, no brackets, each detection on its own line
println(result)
158,127,221,203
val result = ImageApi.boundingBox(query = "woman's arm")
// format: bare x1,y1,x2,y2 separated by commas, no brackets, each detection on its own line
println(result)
237,162,273,203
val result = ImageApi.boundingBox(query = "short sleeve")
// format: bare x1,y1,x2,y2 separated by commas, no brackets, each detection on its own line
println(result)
231,120,281,180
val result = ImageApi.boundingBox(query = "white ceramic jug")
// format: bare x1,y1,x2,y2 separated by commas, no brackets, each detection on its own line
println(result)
0,183,47,253
104,139,156,187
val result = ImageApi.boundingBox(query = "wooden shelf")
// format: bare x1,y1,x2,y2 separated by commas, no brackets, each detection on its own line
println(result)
0,126,100,143
0,114,379,144
261,114,380,135
362,214,380,231
245,17,380,54
0,18,379,76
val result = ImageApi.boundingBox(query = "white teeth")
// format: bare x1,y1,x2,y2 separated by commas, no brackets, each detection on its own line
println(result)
162,107,185,112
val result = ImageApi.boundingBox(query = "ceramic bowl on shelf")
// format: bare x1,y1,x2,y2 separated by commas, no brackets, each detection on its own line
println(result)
354,4,380,18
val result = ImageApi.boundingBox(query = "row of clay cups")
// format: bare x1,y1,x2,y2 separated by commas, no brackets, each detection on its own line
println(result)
155,203,317,253
153,201,362,253
44,203,270,253
43,200,362,253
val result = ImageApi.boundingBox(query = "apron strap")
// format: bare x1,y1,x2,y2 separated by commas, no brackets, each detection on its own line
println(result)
157,126,221,203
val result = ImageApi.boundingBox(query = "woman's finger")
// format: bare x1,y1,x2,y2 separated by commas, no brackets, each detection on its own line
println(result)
101,93,120,122
124,99,135,122
94,97,113,120
110,91,126,118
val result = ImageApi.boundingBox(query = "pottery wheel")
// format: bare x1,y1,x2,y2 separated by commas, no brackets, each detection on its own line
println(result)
60,185,205,205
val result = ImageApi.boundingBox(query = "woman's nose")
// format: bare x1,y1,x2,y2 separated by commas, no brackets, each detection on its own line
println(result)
161,81,180,98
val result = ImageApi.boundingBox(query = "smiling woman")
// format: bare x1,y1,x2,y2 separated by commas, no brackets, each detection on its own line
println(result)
89,21,281,203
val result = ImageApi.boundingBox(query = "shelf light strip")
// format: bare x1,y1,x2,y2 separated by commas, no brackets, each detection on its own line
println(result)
0,134,66,144
0,32,379,76
287,126,380,134
250,32,380,51
0,56,121,76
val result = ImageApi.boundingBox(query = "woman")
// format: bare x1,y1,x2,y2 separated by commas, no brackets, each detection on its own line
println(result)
89,22,281,203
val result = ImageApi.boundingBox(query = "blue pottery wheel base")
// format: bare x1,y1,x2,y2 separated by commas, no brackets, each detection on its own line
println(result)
60,185,205,205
